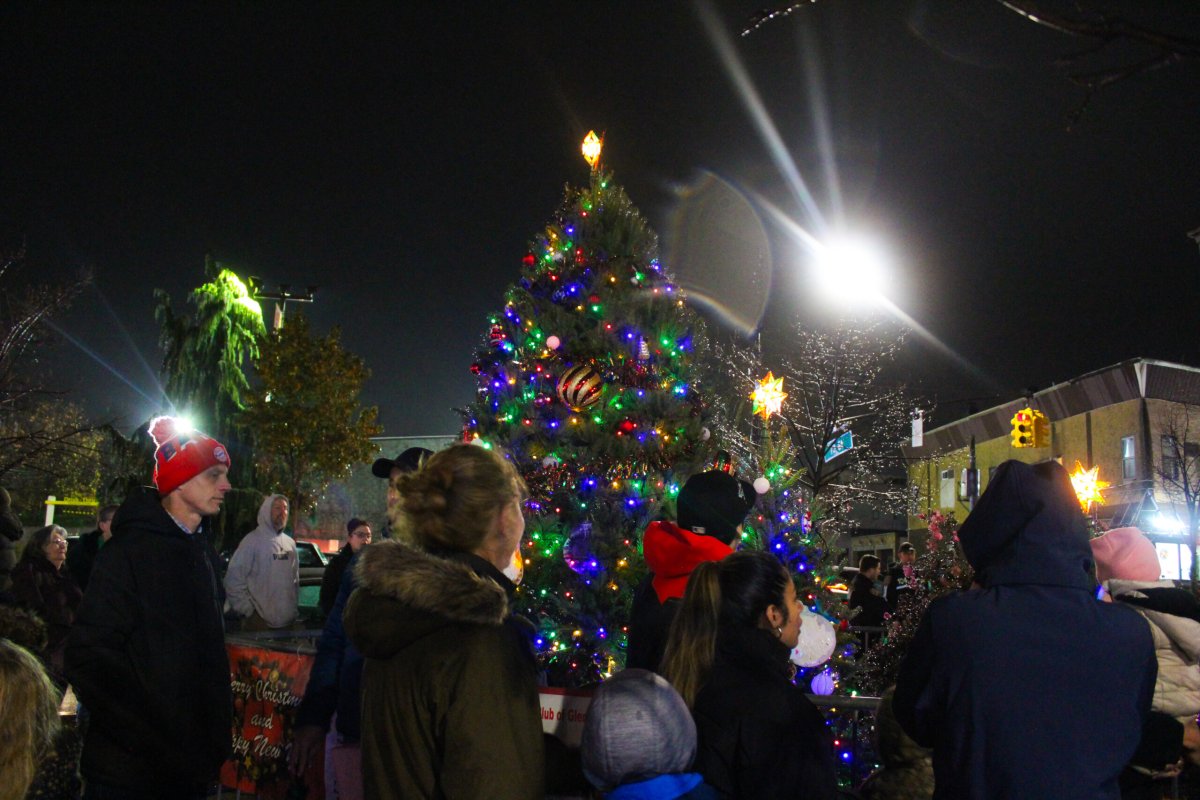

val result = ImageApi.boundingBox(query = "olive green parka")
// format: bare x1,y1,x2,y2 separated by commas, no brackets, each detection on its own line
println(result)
343,540,544,800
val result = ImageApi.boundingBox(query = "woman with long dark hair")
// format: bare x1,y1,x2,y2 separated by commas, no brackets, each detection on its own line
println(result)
12,524,82,691
662,549,836,799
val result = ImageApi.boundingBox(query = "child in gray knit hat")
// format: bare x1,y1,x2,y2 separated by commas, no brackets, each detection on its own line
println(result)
581,668,717,799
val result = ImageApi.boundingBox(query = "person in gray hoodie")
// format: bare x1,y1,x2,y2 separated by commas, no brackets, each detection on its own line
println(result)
224,494,298,630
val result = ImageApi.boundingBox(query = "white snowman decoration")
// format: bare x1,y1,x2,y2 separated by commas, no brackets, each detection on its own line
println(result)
790,608,837,668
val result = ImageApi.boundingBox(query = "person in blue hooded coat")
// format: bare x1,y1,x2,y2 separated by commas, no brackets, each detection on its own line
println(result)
893,459,1158,800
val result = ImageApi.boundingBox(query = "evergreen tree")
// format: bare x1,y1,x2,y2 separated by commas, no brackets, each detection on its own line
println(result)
714,353,860,689
155,255,266,485
463,165,718,685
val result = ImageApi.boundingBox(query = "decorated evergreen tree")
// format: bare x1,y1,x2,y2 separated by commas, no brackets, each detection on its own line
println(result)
714,359,859,690
462,135,718,685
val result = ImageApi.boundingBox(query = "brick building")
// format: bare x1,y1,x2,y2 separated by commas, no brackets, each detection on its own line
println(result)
904,359,1200,579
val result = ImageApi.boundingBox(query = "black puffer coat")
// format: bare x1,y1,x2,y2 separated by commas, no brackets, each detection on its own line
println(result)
894,460,1157,800
692,626,837,800
65,486,232,793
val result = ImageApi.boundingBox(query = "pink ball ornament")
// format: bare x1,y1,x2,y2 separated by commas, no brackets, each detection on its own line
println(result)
546,335,561,350
753,477,770,495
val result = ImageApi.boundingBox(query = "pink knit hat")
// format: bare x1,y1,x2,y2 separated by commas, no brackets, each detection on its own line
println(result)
1090,527,1161,582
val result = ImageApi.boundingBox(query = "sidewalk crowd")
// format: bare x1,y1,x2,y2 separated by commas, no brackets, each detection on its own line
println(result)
1,418,1199,800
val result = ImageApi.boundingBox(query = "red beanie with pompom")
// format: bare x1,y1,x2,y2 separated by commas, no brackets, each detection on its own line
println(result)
149,416,231,495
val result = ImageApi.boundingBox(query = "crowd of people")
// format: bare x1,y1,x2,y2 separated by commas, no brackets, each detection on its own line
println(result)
3,417,1200,799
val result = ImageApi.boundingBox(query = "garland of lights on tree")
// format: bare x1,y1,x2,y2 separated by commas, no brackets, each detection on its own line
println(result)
462,133,718,685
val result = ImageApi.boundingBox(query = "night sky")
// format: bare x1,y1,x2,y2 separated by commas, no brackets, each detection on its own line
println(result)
4,2,1199,437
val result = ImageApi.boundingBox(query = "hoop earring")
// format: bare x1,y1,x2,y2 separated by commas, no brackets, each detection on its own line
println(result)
774,626,783,638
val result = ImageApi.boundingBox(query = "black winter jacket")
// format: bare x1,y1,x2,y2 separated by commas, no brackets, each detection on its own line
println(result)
66,528,103,591
319,545,353,617
692,626,837,800
65,487,232,792
894,460,1157,800
0,486,22,591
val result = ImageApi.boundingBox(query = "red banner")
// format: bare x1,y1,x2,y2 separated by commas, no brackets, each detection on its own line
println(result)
220,643,321,799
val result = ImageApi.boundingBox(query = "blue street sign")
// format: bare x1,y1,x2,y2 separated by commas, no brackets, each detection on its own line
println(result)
824,430,854,461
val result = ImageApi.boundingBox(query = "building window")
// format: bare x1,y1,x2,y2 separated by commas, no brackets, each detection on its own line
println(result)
1163,435,1180,481
939,468,955,509
1122,436,1136,480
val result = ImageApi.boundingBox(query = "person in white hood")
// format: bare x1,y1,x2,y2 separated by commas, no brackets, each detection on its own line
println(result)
224,494,298,630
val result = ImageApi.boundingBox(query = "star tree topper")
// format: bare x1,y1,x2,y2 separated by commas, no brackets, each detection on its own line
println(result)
752,371,787,419
581,130,603,170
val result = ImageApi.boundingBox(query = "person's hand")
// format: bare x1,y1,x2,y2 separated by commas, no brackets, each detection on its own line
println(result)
288,724,325,777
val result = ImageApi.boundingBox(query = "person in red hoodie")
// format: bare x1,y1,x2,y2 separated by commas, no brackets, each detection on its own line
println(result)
626,470,758,672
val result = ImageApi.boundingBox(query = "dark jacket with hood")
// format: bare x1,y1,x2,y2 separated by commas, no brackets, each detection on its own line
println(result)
64,486,232,793
893,460,1158,800
692,625,837,800
627,521,733,672
343,540,544,800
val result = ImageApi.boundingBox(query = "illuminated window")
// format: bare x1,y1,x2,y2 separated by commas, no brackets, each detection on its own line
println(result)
939,469,955,509
1122,436,1136,480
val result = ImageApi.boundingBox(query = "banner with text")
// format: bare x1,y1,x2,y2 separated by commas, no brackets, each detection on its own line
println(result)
220,644,320,799
539,686,594,748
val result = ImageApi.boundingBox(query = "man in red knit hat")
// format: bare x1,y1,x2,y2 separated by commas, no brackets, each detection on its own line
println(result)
67,416,234,800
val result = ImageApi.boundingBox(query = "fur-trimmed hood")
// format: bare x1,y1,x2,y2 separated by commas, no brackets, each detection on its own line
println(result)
346,540,510,660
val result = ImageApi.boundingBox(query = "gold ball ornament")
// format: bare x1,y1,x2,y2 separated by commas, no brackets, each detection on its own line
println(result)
556,364,604,410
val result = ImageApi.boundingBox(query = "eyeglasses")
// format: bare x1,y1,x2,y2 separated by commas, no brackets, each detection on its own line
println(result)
49,538,68,547
350,530,372,540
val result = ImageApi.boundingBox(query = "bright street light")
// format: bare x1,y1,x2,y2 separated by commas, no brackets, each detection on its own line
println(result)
809,235,889,306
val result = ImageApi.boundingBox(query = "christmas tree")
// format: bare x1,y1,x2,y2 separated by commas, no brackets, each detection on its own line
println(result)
715,360,859,690
462,134,717,686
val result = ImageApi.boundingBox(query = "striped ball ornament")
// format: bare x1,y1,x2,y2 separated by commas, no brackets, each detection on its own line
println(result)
556,364,604,410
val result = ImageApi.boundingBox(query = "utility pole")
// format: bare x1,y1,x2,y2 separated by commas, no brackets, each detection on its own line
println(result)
250,280,316,331
967,435,979,511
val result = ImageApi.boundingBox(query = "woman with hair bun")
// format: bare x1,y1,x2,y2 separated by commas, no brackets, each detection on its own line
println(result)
662,549,836,800
343,444,544,800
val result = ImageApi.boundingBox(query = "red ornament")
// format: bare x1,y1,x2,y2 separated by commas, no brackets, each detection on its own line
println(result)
489,324,506,344
588,294,600,304
618,418,638,435
469,362,482,375
522,253,536,267
838,619,850,631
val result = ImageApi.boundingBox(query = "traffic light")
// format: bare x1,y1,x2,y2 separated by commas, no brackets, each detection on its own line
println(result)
1032,410,1051,448
1011,409,1034,448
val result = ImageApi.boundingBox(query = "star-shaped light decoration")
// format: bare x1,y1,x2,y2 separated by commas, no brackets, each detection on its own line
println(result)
1069,460,1109,513
751,371,787,419
581,130,603,170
